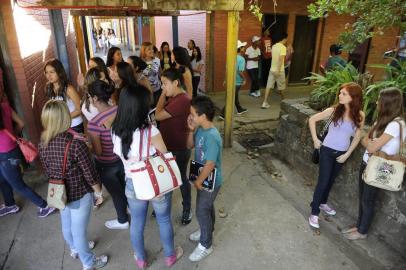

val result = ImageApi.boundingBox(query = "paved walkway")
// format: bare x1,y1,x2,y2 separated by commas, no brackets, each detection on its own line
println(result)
1,146,367,270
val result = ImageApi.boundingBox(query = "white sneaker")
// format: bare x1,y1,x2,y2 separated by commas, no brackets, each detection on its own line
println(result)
71,241,96,259
189,230,201,242
255,90,261,97
189,243,213,262
309,215,320,229
105,219,129,230
261,102,270,109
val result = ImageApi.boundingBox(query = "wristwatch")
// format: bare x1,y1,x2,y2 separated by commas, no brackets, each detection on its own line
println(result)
94,191,103,198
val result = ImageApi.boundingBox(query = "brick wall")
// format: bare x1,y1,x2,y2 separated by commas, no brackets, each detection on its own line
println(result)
62,10,80,86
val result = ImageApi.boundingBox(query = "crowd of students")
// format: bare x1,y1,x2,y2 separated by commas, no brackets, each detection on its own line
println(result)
0,41,220,270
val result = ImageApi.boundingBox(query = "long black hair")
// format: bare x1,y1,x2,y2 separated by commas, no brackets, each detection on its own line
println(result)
44,58,69,100
160,41,173,67
190,46,202,62
172,46,194,76
106,47,123,67
89,57,112,82
88,80,115,104
0,104,3,129
128,56,147,73
117,62,138,88
112,84,151,159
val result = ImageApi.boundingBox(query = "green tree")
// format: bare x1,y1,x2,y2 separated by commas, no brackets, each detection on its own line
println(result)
307,0,406,51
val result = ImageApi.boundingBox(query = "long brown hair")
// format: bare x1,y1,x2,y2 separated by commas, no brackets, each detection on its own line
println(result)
369,87,404,139
332,82,363,128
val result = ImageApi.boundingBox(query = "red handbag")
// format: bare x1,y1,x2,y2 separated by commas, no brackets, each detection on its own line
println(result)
3,129,38,163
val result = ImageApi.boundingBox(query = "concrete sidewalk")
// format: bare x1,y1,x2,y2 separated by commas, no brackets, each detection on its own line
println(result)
0,145,367,270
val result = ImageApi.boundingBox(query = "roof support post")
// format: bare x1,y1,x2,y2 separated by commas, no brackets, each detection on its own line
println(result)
224,11,239,148
73,15,87,76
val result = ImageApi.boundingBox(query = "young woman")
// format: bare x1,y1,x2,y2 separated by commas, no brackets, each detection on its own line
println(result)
343,88,405,240
44,58,84,133
190,46,204,97
172,46,193,97
111,85,182,269
106,47,124,103
87,80,129,230
156,68,192,225
127,56,153,92
308,82,365,229
77,57,111,91
39,100,108,270
159,42,173,71
117,62,139,89
141,42,161,105
0,98,55,218
187,39,196,57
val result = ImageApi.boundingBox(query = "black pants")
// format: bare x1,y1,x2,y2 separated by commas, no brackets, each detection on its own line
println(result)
356,162,379,234
261,58,272,87
172,149,192,211
311,146,345,215
192,76,200,98
247,68,259,93
221,85,243,115
95,159,129,223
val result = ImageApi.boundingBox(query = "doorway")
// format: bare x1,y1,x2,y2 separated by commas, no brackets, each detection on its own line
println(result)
261,13,288,87
289,16,318,83
348,39,371,73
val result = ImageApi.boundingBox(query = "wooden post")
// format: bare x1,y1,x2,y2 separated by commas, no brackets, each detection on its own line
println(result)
73,15,87,75
149,17,156,46
224,11,239,148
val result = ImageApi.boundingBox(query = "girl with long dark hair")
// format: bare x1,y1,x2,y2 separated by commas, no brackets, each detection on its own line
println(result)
172,46,193,97
106,47,124,103
44,58,84,133
343,88,405,240
117,62,139,88
111,85,182,268
190,46,204,97
160,42,173,71
308,82,365,229
87,80,129,230
156,68,192,225
126,56,153,92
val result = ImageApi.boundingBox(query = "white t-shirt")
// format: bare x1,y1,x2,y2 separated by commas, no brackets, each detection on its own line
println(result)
191,59,204,77
112,126,160,176
245,46,261,69
53,95,83,127
363,120,406,162
81,102,99,122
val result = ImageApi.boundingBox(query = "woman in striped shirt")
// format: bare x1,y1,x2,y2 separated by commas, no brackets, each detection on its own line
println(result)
87,80,129,230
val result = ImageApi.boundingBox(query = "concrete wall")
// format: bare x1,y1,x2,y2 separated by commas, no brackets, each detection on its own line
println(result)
272,99,406,255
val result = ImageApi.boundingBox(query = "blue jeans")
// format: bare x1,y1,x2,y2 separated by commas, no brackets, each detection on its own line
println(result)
311,146,345,215
125,179,175,260
0,147,47,208
60,192,95,268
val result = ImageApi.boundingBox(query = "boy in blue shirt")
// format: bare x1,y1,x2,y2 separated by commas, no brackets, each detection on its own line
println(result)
187,96,223,262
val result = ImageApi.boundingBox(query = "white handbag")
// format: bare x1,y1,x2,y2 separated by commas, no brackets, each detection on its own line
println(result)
127,127,182,200
363,121,406,191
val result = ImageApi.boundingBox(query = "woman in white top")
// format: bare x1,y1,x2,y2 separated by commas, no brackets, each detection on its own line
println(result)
44,59,83,133
191,46,204,97
106,47,124,104
111,84,183,269
343,87,406,240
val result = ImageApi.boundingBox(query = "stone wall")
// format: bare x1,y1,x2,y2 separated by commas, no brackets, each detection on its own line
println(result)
272,98,406,254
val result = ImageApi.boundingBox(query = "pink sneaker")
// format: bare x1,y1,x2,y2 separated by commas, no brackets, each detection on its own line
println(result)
134,253,147,269
319,204,336,216
309,215,320,229
165,246,183,267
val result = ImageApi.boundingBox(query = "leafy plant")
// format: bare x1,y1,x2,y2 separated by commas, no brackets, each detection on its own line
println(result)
363,58,406,121
305,63,360,111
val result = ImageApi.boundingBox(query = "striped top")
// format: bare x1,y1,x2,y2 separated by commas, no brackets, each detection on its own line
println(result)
87,106,119,163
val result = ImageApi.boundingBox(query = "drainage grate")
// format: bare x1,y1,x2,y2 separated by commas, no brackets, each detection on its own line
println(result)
239,132,274,149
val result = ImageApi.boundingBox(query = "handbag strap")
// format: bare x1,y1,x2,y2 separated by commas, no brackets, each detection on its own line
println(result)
62,139,73,177
3,129,17,142
395,120,404,156
138,126,152,161
320,108,335,136
139,128,144,162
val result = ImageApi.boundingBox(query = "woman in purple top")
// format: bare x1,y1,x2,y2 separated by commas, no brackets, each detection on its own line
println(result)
308,82,365,229
87,79,129,230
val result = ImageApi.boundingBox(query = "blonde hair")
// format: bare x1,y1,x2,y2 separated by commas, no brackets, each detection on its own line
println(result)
140,42,153,59
41,100,71,146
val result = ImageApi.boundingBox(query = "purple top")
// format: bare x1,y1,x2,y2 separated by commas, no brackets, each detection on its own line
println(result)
323,120,357,151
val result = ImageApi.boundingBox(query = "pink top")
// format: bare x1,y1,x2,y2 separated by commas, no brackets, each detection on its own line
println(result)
0,102,18,153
